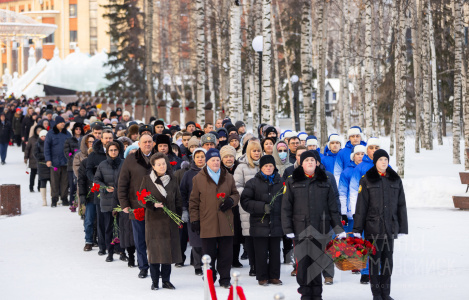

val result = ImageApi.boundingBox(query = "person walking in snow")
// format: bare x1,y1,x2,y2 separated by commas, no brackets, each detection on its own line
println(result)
353,149,408,300
44,116,71,207
282,151,345,300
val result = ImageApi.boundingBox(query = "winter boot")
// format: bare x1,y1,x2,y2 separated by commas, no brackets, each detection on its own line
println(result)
128,247,136,268
51,197,58,207
29,186,34,193
62,197,70,206
40,188,47,206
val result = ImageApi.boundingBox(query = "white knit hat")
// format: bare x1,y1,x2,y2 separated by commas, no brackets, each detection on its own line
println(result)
123,110,131,117
348,126,362,138
327,134,342,149
39,130,48,137
284,131,295,138
350,145,366,161
366,137,381,148
192,147,207,157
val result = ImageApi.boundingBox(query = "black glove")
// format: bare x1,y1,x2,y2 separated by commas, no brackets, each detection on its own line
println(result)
191,221,200,235
264,204,271,214
80,195,86,205
341,215,348,227
219,197,234,212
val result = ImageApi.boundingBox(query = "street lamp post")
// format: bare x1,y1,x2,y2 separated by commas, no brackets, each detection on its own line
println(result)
291,75,300,131
252,35,263,125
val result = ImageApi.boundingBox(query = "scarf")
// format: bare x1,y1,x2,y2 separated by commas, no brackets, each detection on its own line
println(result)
207,166,221,185
150,171,170,198
253,159,260,166
305,172,315,178
261,171,275,184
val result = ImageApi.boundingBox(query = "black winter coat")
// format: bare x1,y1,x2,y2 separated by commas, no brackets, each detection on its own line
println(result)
86,139,107,182
78,158,93,205
240,172,284,237
0,120,13,144
94,156,123,212
24,135,38,168
112,163,134,248
281,166,344,240
35,139,50,181
21,115,34,140
353,166,408,240
44,125,71,167
180,161,203,247
12,113,23,135
64,136,80,171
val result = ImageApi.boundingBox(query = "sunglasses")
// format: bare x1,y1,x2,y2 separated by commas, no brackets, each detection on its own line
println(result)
278,150,287,153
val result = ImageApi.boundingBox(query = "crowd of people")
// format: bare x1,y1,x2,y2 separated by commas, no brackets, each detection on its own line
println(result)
0,96,408,300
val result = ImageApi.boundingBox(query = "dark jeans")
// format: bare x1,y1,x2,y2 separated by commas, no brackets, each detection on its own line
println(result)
102,211,114,253
192,246,203,269
68,171,77,204
84,203,97,244
253,237,281,281
149,264,171,285
50,165,68,200
369,238,394,297
179,222,188,264
13,134,21,146
202,236,233,286
244,236,256,267
0,142,8,162
95,203,106,252
294,238,332,300
132,219,149,271
29,168,38,189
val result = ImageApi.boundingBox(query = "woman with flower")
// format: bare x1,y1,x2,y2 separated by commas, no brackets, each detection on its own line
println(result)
93,140,124,262
240,155,284,286
139,152,182,291
189,148,240,289
64,122,83,206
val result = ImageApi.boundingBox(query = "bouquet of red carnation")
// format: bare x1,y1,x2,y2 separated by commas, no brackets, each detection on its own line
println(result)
136,189,183,227
169,161,177,166
87,183,111,198
114,205,145,221
325,235,376,271
217,193,233,233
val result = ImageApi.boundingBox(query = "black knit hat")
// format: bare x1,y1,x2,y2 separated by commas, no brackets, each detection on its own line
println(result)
373,149,389,165
300,151,316,166
264,126,278,138
260,155,276,169
192,130,204,138
110,111,117,118
185,121,196,128
154,119,165,127
311,150,321,163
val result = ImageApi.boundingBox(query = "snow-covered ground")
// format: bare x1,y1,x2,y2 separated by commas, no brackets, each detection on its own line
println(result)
1,136,469,300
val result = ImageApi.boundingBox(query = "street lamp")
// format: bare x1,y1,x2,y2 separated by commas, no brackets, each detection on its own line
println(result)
291,75,300,131
252,35,263,124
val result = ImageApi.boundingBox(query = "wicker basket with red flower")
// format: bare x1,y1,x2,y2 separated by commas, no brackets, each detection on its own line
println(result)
325,233,376,271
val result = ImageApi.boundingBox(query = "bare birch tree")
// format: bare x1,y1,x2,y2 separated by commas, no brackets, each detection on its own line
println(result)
453,0,463,163
364,0,374,138
316,0,328,145
261,0,272,124
145,0,156,117
228,0,241,120
301,0,313,134
396,0,407,177
195,0,206,123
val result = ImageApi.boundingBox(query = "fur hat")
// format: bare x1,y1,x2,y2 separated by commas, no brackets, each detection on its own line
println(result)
350,145,366,161
128,124,139,137
348,126,363,138
39,130,48,137
201,133,216,145
327,134,342,148
366,137,381,148
306,135,318,146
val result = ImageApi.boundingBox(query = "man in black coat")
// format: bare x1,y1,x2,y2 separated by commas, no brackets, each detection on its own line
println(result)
282,151,345,300
78,156,95,252
64,123,83,205
86,129,114,255
0,112,13,164
353,150,408,300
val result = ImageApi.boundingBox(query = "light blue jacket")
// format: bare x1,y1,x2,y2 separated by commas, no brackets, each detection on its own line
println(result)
349,154,374,215
338,161,357,219
333,140,367,183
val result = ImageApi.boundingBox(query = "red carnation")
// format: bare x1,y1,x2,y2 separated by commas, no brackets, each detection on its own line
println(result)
356,251,363,257
133,208,145,221
170,161,177,166
220,193,226,198
335,251,341,258
362,249,368,255
341,220,346,226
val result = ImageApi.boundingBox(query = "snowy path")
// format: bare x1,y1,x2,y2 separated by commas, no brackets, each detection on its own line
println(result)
1,139,469,299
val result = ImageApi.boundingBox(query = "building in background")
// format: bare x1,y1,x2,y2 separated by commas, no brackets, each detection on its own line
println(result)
0,0,111,80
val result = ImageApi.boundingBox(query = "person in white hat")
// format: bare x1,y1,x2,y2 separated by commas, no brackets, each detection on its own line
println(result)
305,135,319,152
333,126,367,183
322,134,342,174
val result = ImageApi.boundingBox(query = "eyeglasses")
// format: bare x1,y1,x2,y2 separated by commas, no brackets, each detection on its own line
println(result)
278,150,287,153
87,141,94,144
